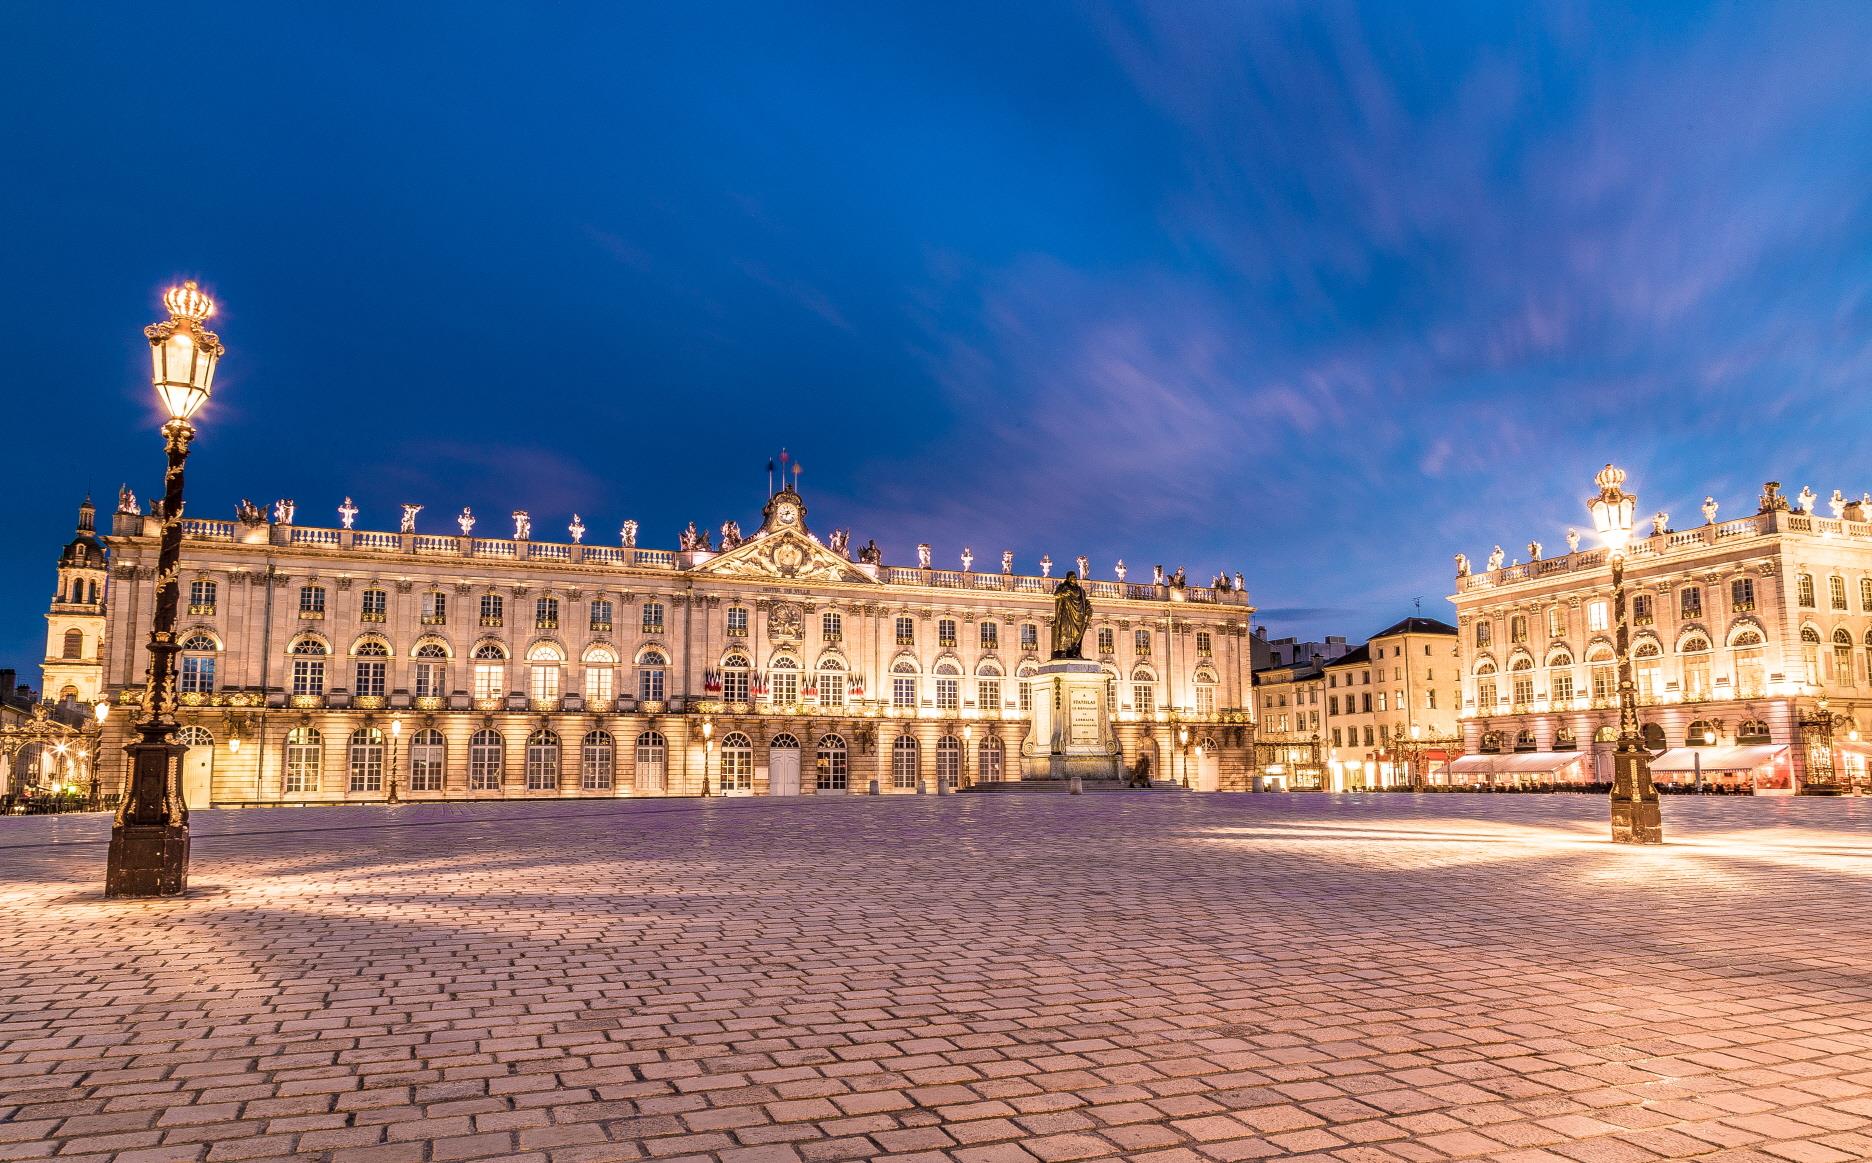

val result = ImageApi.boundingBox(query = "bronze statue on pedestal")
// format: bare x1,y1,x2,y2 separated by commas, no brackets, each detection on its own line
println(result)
1050,571,1092,659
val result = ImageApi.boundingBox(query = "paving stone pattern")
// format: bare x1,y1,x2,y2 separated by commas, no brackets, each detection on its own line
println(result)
3,794,1872,1162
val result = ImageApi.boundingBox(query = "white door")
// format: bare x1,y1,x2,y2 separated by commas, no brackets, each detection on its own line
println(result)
177,726,214,809
1197,750,1221,792
769,749,801,796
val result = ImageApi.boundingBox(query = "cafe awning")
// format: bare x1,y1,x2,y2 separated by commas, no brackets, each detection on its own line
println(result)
1648,745,1787,774
1447,752,1587,775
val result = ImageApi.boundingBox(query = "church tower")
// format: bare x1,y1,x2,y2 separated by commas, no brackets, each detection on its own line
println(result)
43,496,109,705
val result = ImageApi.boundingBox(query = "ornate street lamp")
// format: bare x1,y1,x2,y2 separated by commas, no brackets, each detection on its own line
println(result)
1587,464,1662,844
88,700,110,809
1178,725,1191,789
387,717,403,803
106,281,224,896
962,723,973,789
699,719,713,797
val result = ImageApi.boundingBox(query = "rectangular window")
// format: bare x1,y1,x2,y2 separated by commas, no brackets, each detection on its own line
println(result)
1195,685,1215,716
1731,578,1755,612
819,672,846,707
1425,688,1438,709
1679,587,1702,620
180,655,216,694
480,594,504,626
1331,728,1342,747
979,622,998,650
1362,726,1374,747
589,599,613,632
1132,682,1154,711
1509,616,1527,644
893,677,917,708
421,591,447,625
895,616,915,646
299,586,325,616
1798,574,1816,608
285,740,320,794
939,619,957,649
1588,601,1609,632
1631,594,1653,625
978,678,1001,711
1829,576,1848,610
1097,628,1115,655
935,677,959,710
1475,622,1491,647
1019,679,1032,711
360,589,387,623
1361,692,1372,713
1328,695,1339,715
348,741,383,794
1545,607,1565,638
410,740,443,793
720,667,746,703
638,667,665,702
473,662,504,700
1196,631,1212,656
1135,629,1151,656
529,664,560,703
292,659,325,696
354,660,386,698
822,612,842,642
188,579,217,615
726,607,748,637
771,668,798,706
1021,624,1038,651
642,601,665,634
536,597,559,629
1376,692,1387,712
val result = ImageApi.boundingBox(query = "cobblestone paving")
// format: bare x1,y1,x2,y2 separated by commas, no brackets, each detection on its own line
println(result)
3,794,1872,1163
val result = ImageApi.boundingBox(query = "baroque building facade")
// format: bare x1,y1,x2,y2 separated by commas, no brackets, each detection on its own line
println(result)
1450,482,1872,792
59,486,1257,805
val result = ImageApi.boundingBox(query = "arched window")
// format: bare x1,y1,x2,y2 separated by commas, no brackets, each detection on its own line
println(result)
180,633,218,694
1473,658,1498,710
770,732,800,750
353,639,390,698
932,660,959,711
580,730,614,790
1513,728,1537,752
525,729,560,791
635,730,666,776
1686,719,1719,746
719,731,752,791
1640,723,1666,751
1553,726,1577,750
1131,666,1156,715
528,642,564,704
61,628,83,659
409,728,444,792
817,657,847,708
1478,731,1503,754
891,657,919,709
1801,624,1823,685
347,727,385,793
1679,633,1712,699
1509,655,1534,708
979,734,1005,781
1731,624,1767,697
284,727,322,794
720,652,751,703
936,735,960,788
414,642,449,699
1833,627,1855,686
769,655,800,706
1595,725,1618,743
290,637,328,696
637,647,668,702
469,728,504,790
583,644,618,705
815,733,847,791
1736,719,1771,744
472,642,508,701
891,735,920,789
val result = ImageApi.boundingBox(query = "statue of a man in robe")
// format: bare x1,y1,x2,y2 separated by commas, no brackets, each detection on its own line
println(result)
1049,570,1092,660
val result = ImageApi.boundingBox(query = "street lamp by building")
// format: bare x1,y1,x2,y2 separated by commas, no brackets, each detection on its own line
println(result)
106,281,224,897
1587,464,1662,844
961,723,973,789
1177,725,1191,789
699,719,713,797
87,700,110,809
387,717,402,803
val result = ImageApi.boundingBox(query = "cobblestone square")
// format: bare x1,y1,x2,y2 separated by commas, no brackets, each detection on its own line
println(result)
3,794,1871,1162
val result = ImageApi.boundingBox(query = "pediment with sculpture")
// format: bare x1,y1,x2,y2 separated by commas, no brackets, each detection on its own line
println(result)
692,528,877,585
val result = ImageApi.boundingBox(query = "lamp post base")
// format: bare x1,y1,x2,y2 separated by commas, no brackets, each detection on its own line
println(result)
1609,746,1663,845
106,823,190,897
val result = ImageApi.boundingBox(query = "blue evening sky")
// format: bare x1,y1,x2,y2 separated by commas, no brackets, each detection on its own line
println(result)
2,2,1868,677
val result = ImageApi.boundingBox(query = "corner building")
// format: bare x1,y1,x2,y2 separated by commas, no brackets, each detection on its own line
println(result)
1451,484,1872,792
70,486,1257,805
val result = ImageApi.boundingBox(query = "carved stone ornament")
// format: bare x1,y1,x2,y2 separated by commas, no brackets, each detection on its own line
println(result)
394,580,415,594
335,577,354,592
767,602,805,645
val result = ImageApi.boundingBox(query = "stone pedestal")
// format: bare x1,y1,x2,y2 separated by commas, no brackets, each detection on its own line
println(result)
1021,659,1121,783
106,824,190,897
